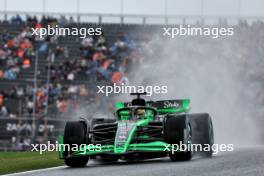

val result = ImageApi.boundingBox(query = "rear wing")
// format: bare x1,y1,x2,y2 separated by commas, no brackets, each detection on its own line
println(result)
116,99,190,114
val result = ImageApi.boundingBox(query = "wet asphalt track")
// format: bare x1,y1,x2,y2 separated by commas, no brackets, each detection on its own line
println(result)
7,146,264,176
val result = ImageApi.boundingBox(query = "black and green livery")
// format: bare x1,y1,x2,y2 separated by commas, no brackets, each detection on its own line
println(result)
59,93,214,167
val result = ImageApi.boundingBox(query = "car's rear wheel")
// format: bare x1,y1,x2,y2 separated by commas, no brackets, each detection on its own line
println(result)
64,121,89,167
190,113,214,157
164,115,192,161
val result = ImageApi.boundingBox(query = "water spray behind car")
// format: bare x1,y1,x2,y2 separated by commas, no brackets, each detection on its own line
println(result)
126,28,263,146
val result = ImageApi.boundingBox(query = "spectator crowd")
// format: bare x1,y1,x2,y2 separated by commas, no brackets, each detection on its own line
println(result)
0,15,145,118
0,14,264,151
0,15,263,120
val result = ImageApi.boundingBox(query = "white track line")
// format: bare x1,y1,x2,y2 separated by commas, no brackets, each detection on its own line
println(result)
2,166,66,176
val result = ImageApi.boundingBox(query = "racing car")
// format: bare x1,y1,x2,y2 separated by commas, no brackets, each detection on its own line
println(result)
59,93,214,167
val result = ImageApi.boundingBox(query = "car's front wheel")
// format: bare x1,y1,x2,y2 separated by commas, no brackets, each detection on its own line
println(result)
63,121,89,167
164,115,192,161
65,157,89,167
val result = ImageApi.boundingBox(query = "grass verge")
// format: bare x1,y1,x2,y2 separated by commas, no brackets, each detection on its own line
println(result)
0,151,64,175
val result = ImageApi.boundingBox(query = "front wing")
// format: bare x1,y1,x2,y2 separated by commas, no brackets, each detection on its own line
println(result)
59,136,178,159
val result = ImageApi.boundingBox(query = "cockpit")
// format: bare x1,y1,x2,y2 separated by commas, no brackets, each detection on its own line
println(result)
116,106,157,121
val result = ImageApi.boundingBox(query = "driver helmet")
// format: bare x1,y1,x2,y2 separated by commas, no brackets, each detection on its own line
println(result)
136,109,146,116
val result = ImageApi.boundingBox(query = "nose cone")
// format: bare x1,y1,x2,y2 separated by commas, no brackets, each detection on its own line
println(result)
114,121,137,153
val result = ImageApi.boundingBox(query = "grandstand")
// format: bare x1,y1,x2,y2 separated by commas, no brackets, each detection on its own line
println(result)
0,11,264,150
0,19,159,118
0,15,162,150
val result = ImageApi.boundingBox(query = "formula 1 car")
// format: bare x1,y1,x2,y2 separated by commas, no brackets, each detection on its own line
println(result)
59,93,214,167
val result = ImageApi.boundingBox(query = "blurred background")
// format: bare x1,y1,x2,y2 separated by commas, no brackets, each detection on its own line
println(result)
0,0,263,151
0,0,263,24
